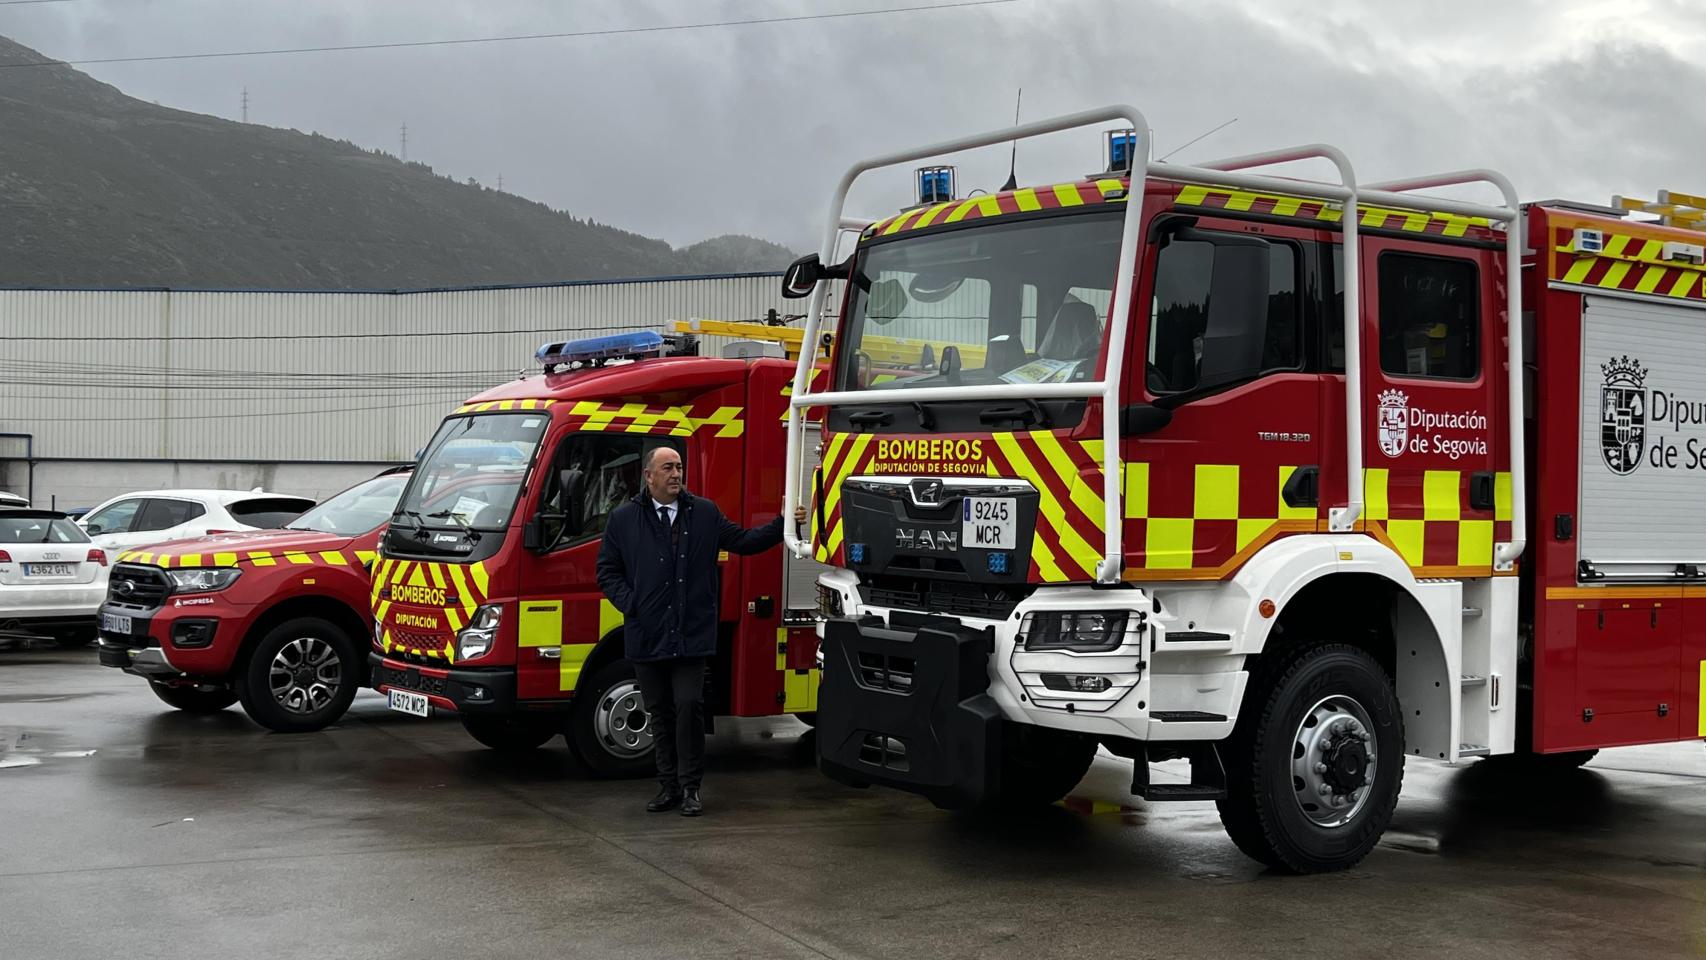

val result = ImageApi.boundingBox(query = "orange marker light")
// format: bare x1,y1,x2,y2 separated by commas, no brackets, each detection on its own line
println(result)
1259,599,1276,619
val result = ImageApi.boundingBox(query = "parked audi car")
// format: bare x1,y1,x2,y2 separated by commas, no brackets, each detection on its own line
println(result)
79,489,317,554
0,509,109,648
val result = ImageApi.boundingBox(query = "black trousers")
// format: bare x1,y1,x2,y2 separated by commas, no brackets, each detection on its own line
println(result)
632,656,707,792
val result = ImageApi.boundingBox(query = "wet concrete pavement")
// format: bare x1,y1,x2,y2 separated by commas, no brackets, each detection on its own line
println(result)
3,647,1704,960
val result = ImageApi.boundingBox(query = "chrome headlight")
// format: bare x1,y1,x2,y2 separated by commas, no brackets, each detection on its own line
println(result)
457,603,502,661
1020,610,1134,653
167,567,241,594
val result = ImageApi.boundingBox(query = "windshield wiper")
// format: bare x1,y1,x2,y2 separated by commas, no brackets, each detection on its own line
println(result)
427,509,482,544
395,509,431,541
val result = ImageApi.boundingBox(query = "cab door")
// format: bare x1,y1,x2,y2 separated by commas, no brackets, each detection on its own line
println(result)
511,432,680,702
1121,214,1323,578
1357,240,1502,576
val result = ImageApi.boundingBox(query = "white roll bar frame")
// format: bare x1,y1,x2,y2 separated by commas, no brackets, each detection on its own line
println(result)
782,106,1526,579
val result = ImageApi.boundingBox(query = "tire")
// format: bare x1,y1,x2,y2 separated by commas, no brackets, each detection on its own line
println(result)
983,722,1098,810
149,680,239,713
567,659,657,778
1216,643,1404,873
460,713,561,753
236,616,360,734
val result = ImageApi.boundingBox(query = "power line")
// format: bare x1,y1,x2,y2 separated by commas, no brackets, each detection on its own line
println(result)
0,0,81,5
6,397,461,422
0,1,1021,69
0,323,674,342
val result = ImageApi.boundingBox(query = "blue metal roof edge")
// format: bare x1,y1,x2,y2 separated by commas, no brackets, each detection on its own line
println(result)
0,270,787,295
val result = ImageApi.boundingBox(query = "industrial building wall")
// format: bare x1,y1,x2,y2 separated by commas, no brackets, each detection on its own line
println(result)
0,273,797,507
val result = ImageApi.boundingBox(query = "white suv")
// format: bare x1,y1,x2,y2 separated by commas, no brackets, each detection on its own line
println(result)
79,489,317,554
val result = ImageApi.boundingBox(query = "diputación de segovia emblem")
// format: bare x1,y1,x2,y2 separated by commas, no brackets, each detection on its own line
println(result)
1600,355,1647,476
1377,389,1409,457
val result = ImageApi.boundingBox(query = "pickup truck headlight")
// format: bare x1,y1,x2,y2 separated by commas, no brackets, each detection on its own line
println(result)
1020,610,1133,653
167,567,242,594
457,604,502,661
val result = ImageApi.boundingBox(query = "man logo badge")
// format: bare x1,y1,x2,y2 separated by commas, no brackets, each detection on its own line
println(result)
908,479,948,509
1377,389,1409,458
1600,355,1647,476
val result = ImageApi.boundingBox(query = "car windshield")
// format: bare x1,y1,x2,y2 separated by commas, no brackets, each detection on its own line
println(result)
839,211,1122,392
393,413,548,531
0,516,89,543
288,474,410,535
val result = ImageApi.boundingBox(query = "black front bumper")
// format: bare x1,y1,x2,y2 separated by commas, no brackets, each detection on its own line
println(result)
368,653,519,714
815,612,1002,809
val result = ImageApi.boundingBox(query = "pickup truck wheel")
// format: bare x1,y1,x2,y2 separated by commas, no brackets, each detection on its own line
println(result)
984,722,1098,810
568,660,656,778
149,680,238,713
1217,643,1403,873
461,714,561,753
237,617,360,734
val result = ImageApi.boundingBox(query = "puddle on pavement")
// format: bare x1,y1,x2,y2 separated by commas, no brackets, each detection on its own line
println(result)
0,727,98,771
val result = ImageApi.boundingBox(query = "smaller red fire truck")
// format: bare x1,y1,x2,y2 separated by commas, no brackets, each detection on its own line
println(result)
368,331,825,775
95,469,409,732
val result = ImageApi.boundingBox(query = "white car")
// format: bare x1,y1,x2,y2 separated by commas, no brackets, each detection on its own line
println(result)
0,491,27,509
0,509,109,648
79,489,317,554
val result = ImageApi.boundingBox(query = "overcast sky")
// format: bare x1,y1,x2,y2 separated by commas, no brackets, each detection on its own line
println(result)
5,0,1705,252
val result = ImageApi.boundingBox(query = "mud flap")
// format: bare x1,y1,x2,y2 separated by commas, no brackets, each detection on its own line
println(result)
815,612,1002,809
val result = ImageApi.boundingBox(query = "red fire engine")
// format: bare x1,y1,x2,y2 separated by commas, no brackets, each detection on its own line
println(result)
368,332,823,774
780,105,1706,872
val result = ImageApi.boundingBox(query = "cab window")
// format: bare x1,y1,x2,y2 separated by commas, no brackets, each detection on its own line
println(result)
1147,228,1299,396
1377,252,1479,379
536,435,683,550
136,498,206,532
83,498,144,535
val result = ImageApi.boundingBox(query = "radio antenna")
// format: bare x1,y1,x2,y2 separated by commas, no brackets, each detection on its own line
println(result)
999,88,1022,192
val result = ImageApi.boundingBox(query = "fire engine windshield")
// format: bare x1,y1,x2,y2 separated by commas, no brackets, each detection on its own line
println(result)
394,413,547,531
840,211,1122,393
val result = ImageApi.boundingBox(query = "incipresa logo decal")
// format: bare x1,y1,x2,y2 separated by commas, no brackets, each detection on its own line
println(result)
1377,389,1489,460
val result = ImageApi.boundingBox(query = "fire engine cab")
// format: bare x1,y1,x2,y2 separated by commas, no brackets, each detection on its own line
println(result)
369,332,824,774
782,104,1706,872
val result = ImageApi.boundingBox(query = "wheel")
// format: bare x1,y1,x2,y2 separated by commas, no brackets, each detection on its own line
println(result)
236,617,360,733
567,659,656,778
983,722,1098,810
794,712,817,728
149,680,238,713
460,713,561,753
1216,643,1404,873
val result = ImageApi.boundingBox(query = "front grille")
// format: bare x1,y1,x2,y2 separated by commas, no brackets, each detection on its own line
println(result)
861,580,1021,620
858,733,910,771
373,663,447,696
388,627,446,657
857,651,915,693
107,564,171,611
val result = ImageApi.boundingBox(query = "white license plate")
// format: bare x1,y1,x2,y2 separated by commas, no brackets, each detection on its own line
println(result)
388,689,431,718
100,612,133,635
25,563,74,577
962,496,1017,550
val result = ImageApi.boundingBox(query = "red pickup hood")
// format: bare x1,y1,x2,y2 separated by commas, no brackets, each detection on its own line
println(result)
115,528,374,568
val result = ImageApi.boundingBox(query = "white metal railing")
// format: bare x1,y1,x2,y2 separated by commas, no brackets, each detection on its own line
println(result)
782,104,1526,580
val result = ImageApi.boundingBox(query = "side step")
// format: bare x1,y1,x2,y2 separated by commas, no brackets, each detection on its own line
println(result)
1458,743,1490,758
1130,742,1228,802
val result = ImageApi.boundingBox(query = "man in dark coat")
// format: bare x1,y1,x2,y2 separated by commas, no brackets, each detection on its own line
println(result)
594,445,802,816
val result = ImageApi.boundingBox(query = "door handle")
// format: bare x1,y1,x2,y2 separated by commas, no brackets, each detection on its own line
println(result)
1282,465,1319,509
1469,471,1496,511
536,647,561,660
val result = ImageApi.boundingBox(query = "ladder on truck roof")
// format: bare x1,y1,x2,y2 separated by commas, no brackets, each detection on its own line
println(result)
780,106,1527,579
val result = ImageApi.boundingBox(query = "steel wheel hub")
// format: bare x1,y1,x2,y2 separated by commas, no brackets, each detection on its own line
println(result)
593,679,654,759
268,637,342,716
1291,694,1377,828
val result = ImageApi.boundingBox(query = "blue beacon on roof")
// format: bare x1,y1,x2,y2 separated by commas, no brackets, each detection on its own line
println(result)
535,330,664,368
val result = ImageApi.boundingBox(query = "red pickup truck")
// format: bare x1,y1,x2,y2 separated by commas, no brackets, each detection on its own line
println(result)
95,470,409,732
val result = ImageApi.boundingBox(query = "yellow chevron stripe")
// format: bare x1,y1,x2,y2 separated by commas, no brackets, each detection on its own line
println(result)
320,551,348,566
468,561,490,598
445,563,476,618
248,552,275,566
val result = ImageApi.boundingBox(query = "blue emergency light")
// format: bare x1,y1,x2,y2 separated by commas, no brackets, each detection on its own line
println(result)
916,165,955,205
536,330,665,371
1106,129,1138,172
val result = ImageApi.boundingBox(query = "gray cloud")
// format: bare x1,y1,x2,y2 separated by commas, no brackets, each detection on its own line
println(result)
3,0,1704,252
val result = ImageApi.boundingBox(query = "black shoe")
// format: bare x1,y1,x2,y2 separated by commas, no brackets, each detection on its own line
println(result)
646,788,683,813
680,788,703,817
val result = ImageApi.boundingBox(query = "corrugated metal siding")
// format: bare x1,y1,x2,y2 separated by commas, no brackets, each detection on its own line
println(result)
0,275,792,462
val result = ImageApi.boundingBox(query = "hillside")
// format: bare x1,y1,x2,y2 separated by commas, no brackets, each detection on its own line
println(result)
0,36,796,289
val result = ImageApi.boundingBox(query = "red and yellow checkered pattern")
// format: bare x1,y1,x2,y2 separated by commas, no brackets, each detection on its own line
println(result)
1120,463,1316,581
1364,468,1513,577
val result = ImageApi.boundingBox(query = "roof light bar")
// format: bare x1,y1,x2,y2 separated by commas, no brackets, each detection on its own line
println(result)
536,330,664,371
1106,128,1138,172
915,166,955,205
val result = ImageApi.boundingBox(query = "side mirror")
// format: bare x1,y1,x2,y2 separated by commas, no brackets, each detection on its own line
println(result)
781,254,822,299
85,523,102,535
1120,403,1173,436
522,514,549,552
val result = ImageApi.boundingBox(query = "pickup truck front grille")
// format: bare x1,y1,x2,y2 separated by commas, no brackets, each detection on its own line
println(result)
106,564,170,612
